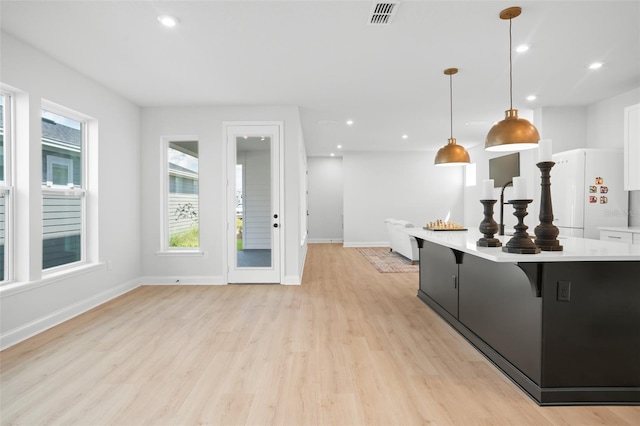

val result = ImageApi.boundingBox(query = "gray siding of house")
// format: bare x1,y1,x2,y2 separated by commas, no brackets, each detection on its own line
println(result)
169,194,198,237
42,195,81,268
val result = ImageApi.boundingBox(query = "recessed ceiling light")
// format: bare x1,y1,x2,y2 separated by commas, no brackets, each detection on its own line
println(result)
589,62,603,70
526,95,537,101
337,145,342,149
402,134,408,139
515,44,529,53
158,15,178,27
346,120,354,126
330,153,335,157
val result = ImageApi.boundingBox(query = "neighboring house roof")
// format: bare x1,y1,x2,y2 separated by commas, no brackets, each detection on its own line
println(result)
0,104,81,148
169,162,196,175
0,102,82,150
41,117,81,148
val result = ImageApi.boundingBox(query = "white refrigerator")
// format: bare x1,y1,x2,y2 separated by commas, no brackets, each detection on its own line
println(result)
550,149,628,239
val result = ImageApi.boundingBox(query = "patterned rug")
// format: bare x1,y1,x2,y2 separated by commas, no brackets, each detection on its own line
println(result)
357,247,419,273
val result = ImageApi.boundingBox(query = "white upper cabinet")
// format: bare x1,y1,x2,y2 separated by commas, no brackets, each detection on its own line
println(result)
624,103,640,190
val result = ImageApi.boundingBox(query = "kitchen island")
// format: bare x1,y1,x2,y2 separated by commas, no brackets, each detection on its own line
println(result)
404,227,640,405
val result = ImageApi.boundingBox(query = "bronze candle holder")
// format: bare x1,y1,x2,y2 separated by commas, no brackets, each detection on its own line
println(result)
478,199,502,247
534,161,563,251
503,199,541,254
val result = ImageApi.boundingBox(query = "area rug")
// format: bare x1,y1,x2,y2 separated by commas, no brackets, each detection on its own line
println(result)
357,247,419,273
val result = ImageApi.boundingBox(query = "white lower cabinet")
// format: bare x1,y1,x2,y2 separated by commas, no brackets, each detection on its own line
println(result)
600,230,633,243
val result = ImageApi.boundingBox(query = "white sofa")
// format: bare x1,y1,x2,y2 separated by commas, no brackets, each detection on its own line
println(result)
384,218,419,264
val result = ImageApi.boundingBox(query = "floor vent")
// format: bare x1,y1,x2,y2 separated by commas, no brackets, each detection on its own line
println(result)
368,2,399,25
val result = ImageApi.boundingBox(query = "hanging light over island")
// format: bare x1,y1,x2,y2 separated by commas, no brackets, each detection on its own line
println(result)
485,6,540,152
434,68,471,165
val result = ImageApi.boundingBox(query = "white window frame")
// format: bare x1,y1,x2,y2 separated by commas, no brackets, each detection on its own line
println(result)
158,136,203,255
41,101,90,273
0,89,14,284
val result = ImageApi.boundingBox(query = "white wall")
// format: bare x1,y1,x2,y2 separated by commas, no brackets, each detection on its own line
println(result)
139,106,307,285
0,32,142,349
307,157,343,242
587,88,640,150
343,151,464,246
535,106,588,153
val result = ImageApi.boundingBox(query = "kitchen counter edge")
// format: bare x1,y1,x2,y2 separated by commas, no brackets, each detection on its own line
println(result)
403,227,640,263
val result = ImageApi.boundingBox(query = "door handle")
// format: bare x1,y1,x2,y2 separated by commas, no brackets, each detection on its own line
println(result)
452,275,457,289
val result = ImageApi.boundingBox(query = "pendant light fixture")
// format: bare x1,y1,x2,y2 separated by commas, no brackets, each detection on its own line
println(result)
485,6,540,151
434,68,471,165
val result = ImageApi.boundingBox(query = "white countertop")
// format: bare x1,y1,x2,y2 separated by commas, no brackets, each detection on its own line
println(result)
403,227,640,263
598,226,640,233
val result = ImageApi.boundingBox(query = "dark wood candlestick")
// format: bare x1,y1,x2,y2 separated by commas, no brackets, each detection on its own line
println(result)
477,199,502,247
503,199,541,254
534,161,563,251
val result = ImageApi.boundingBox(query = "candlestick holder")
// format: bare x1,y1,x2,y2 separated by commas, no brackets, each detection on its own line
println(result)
534,161,563,251
503,199,541,254
477,199,502,247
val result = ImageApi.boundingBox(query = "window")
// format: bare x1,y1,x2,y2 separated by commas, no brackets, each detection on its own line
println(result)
0,92,13,283
41,107,85,270
165,140,199,249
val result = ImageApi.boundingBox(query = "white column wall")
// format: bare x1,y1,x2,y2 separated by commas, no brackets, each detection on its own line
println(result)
307,157,344,243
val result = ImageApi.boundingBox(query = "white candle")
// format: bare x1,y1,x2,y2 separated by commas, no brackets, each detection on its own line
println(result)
512,176,527,199
538,139,553,163
482,179,495,200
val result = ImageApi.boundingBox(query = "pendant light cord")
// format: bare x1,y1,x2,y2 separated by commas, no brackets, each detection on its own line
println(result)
509,17,513,110
449,73,453,139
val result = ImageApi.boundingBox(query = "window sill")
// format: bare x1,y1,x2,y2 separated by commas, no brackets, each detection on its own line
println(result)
155,250,206,257
0,262,104,298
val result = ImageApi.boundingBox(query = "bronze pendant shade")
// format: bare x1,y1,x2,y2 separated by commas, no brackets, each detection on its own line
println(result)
434,68,471,165
485,7,540,151
485,108,540,151
434,137,471,165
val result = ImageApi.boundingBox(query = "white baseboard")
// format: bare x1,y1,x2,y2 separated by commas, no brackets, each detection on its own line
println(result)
0,278,140,351
307,238,344,243
281,275,302,285
139,276,226,285
342,241,389,248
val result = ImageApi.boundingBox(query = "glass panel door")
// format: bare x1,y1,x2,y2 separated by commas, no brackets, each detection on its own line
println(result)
226,124,281,283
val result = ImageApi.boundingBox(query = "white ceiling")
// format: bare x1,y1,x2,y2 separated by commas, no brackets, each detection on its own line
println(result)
1,1,639,157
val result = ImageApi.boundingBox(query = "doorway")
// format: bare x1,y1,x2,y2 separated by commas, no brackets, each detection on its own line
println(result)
225,123,282,283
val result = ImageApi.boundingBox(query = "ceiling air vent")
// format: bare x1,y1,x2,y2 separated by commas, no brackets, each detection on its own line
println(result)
368,2,399,25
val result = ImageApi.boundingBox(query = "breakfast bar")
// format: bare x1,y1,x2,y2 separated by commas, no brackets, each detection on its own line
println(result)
404,227,640,405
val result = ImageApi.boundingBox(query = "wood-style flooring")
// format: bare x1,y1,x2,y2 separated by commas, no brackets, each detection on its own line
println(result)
1,243,638,425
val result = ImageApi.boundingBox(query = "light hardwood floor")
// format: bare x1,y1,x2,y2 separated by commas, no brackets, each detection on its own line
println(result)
1,243,638,425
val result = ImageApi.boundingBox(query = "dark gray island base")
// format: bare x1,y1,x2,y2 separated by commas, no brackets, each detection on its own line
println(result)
413,235,640,406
